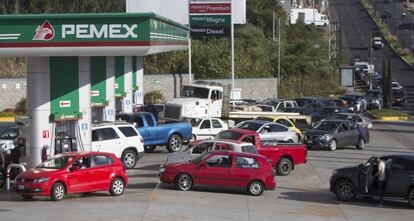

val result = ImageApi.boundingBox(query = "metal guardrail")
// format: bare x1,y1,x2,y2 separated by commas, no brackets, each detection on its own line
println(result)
5,163,26,191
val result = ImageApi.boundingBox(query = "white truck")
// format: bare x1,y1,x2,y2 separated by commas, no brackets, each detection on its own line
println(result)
289,8,329,26
161,82,311,125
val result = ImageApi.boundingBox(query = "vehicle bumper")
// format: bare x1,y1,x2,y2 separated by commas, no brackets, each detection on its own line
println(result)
159,172,175,184
392,100,405,106
13,181,50,196
306,138,330,149
367,103,380,109
265,177,276,190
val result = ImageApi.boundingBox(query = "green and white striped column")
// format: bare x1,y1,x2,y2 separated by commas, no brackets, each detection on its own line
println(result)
27,57,91,167
133,56,144,105
115,56,133,113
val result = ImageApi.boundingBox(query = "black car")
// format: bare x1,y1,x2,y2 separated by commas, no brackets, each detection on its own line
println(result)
330,155,414,208
365,90,382,110
392,89,407,107
283,107,322,124
294,97,333,110
317,106,348,121
306,120,369,151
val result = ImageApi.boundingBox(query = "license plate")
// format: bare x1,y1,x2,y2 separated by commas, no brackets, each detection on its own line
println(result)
18,185,24,190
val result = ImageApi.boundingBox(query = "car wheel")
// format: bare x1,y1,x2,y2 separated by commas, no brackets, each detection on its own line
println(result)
329,139,337,151
21,195,33,200
276,158,293,176
356,138,365,150
175,173,192,191
334,179,356,201
167,134,183,153
122,150,137,169
144,145,156,153
408,187,414,208
109,177,125,196
50,182,65,201
247,180,264,196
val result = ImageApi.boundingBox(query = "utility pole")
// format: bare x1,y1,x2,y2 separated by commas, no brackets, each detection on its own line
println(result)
277,18,281,99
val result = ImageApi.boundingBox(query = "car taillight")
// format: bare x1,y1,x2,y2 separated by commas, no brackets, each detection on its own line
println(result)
140,138,144,143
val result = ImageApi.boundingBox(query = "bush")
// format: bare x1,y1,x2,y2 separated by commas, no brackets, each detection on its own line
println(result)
144,90,165,104
15,98,26,114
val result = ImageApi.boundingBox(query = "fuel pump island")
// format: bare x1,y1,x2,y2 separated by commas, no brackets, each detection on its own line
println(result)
0,13,188,168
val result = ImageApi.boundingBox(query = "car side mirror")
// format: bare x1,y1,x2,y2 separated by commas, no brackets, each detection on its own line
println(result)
70,165,80,171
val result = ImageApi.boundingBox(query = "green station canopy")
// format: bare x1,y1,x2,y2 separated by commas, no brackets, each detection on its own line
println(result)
0,13,189,56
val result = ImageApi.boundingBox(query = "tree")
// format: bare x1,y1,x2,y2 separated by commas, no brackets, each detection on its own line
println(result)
382,58,392,109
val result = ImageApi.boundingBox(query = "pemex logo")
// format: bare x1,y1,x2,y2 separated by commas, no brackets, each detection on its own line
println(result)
33,20,55,41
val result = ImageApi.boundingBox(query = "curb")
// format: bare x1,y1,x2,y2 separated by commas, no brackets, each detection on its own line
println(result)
0,117,16,122
366,111,410,121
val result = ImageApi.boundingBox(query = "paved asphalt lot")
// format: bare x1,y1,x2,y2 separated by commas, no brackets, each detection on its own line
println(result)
1,121,414,221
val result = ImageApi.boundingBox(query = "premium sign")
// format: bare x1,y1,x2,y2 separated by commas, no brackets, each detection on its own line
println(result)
190,3,231,14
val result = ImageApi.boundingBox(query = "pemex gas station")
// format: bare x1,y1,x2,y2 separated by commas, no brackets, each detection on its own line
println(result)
0,12,189,167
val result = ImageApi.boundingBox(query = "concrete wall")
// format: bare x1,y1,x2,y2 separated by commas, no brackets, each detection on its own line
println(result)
0,75,277,109
144,74,277,101
0,78,26,110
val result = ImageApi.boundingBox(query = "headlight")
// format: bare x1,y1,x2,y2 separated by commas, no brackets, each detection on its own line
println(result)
159,165,166,173
33,177,49,183
1,142,14,151
319,134,333,141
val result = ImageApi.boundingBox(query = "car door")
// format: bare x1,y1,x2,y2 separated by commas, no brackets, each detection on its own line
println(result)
197,119,212,140
336,123,350,146
91,128,120,153
385,159,414,197
233,156,260,187
269,124,294,142
211,119,225,136
66,156,94,193
347,122,360,145
358,162,374,194
144,114,158,142
90,154,115,191
193,154,234,187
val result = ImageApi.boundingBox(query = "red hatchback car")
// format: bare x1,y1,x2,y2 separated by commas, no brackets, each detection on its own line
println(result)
14,152,128,201
159,151,276,196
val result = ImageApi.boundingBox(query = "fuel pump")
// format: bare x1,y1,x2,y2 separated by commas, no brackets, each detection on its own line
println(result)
51,120,84,156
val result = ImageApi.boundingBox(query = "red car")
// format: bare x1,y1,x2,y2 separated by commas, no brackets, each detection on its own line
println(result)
159,151,276,196
14,152,128,201
216,129,307,176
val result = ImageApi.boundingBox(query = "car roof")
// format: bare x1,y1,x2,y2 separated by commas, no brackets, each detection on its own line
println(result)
210,150,266,159
322,119,349,123
199,139,245,145
225,128,257,135
53,151,113,157
383,154,414,161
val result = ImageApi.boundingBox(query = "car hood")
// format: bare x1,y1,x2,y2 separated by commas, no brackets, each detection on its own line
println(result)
164,151,195,165
18,168,61,179
306,129,332,136
335,165,360,173
164,160,195,169
166,97,207,105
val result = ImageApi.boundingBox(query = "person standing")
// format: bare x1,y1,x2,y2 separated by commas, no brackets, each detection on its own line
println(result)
374,158,386,205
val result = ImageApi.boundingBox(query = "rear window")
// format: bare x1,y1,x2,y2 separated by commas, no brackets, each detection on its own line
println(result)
241,145,258,154
217,131,243,140
118,126,138,137
235,156,260,169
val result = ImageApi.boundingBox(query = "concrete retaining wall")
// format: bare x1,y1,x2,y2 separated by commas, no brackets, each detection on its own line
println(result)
0,75,277,109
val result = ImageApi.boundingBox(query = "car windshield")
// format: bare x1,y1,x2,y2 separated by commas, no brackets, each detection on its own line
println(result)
234,122,263,132
393,90,405,96
182,86,209,99
190,118,202,127
315,121,339,131
191,152,211,164
37,156,73,169
216,131,243,140
0,127,18,140
332,114,348,120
